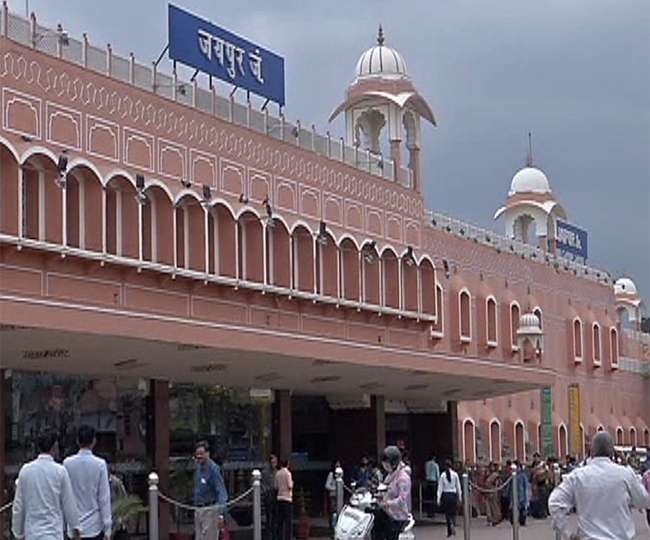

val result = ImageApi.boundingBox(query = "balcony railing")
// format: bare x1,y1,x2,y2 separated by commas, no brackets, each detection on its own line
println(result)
0,6,413,187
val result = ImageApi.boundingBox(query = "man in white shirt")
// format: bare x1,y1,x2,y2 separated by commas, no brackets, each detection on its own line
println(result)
549,431,650,540
12,430,81,540
64,425,112,540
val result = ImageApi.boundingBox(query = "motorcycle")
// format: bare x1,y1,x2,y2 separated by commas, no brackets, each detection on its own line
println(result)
334,484,415,540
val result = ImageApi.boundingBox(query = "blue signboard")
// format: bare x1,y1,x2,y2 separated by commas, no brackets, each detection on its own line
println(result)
168,4,285,106
556,220,588,260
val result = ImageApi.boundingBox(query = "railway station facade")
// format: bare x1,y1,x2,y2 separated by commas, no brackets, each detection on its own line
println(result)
0,3,648,532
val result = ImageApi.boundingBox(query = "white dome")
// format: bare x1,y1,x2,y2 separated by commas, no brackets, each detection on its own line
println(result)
509,167,551,195
519,313,542,331
355,27,407,78
615,277,638,296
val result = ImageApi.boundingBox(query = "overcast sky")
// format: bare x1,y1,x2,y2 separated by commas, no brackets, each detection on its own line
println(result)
15,0,650,301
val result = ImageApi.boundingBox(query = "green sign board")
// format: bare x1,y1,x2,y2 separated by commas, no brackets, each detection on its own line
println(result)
541,387,554,457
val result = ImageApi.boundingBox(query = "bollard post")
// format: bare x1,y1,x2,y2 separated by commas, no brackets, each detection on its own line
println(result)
462,473,471,540
148,472,159,540
252,469,262,540
335,466,344,514
511,464,519,540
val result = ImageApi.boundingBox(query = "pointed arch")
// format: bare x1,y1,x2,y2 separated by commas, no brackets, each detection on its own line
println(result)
486,295,498,346
489,418,502,463
462,418,477,464
458,288,472,343
510,301,521,351
514,420,526,461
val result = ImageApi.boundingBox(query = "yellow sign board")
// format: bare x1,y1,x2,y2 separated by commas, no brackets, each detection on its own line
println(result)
568,384,582,456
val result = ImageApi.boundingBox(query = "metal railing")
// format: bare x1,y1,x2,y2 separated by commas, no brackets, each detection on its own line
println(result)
148,469,262,540
0,5,412,186
428,210,611,285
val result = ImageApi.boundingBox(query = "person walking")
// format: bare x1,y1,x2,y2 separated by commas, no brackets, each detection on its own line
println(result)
325,460,341,530
437,460,462,537
193,441,228,540
549,432,650,540
12,429,81,540
484,463,502,526
261,454,278,540
275,458,294,540
424,455,440,518
506,461,529,526
642,466,650,527
63,425,112,540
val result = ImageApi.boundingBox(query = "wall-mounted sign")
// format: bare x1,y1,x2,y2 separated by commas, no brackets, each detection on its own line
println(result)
556,220,588,260
168,4,285,106
568,384,582,456
540,387,553,457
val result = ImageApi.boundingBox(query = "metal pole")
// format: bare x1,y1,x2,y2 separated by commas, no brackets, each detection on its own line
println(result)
148,472,159,540
511,464,519,540
462,473,471,540
252,469,262,540
335,466,344,513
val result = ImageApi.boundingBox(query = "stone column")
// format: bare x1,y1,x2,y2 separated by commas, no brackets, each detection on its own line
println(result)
150,380,170,540
390,140,401,171
274,390,292,460
0,370,6,534
370,395,386,462
407,145,421,192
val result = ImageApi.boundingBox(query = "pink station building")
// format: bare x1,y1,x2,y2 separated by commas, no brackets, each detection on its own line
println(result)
0,3,648,528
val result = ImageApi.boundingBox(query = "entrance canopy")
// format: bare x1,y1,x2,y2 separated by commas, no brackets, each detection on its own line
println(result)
0,323,550,404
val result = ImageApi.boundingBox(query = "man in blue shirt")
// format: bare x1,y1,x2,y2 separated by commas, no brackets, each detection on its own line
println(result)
194,441,228,540
425,455,440,517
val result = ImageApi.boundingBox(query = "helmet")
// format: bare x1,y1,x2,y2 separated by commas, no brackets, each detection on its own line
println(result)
382,446,402,471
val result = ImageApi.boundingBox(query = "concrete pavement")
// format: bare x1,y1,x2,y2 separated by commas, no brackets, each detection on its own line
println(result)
414,512,650,539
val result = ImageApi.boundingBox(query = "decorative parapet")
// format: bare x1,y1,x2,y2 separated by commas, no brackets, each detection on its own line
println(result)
0,5,412,187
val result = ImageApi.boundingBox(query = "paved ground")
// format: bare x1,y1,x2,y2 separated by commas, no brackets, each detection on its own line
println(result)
414,512,650,539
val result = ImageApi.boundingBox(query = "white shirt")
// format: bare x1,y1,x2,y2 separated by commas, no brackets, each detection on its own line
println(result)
548,457,650,540
64,449,112,537
12,454,80,540
437,470,462,505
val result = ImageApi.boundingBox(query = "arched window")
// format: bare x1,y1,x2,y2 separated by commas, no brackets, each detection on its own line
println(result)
462,419,477,464
616,427,624,446
459,289,471,342
609,327,619,369
629,427,637,447
431,283,444,338
514,421,526,461
489,419,502,463
579,424,586,460
573,318,583,362
592,323,602,367
644,429,650,447
510,302,520,351
486,296,498,347
558,424,568,458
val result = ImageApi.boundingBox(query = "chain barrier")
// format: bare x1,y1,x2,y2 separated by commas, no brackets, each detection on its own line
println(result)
468,475,513,494
0,501,12,513
157,487,254,513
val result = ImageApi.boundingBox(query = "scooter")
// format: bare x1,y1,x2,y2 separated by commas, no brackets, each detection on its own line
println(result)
334,484,416,540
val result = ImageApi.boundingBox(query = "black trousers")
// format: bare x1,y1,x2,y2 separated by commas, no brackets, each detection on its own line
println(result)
440,492,458,537
277,500,292,540
371,509,406,540
264,493,278,540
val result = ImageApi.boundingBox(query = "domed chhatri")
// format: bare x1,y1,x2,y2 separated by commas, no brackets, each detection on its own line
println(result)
329,25,436,194
614,277,638,297
355,25,408,78
509,166,552,196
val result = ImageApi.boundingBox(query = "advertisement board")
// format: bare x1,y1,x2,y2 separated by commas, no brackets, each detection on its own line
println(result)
168,4,285,105
541,387,554,457
568,384,582,456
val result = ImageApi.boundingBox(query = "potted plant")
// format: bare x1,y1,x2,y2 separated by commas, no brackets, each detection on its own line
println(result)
112,495,147,540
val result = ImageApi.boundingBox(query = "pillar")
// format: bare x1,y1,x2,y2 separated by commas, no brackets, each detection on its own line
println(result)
370,395,386,462
390,140,401,172
407,145,421,193
538,234,548,254
273,390,292,460
149,380,170,540
0,370,6,533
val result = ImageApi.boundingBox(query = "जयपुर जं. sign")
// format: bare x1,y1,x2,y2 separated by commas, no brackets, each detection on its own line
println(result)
168,4,285,106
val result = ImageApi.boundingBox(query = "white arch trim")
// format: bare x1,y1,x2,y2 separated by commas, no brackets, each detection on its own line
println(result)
485,295,498,347
174,188,204,207
510,300,521,350
488,418,502,463
572,317,584,363
104,168,137,189
557,423,568,456
615,426,624,443
629,426,637,446
66,158,104,184
416,253,436,269
337,233,361,251
379,244,400,258
143,178,175,203
513,419,526,462
592,322,602,366
461,417,477,463
458,287,472,342
209,199,237,219
19,145,58,166
0,135,21,162
289,219,316,235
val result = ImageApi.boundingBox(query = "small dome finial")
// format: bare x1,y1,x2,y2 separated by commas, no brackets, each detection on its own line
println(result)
526,131,534,167
377,24,385,46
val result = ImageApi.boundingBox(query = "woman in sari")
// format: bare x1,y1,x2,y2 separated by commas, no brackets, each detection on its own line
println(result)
484,462,503,526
